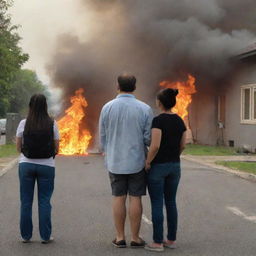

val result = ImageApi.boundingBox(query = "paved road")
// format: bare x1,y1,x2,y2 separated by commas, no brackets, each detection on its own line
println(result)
0,156,256,256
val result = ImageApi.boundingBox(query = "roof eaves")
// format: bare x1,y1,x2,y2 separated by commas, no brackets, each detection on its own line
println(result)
236,49,256,60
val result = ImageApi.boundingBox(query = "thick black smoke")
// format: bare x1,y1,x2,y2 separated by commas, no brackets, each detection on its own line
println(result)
47,0,256,143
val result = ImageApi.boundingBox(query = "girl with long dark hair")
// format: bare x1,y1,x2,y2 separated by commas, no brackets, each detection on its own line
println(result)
16,94,59,243
144,88,186,252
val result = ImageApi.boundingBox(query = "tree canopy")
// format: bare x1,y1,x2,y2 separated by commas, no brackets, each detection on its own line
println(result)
0,0,46,117
9,69,47,115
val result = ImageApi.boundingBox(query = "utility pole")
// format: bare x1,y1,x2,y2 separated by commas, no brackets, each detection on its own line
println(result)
6,113,21,144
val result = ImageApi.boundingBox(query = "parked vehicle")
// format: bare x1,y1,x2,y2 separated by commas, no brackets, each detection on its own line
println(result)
0,119,6,134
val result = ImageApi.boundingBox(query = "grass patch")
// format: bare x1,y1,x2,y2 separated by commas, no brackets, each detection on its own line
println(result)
183,144,237,156
216,161,256,175
0,144,18,158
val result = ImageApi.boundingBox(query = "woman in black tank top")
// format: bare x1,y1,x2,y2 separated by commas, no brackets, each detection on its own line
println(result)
144,88,186,252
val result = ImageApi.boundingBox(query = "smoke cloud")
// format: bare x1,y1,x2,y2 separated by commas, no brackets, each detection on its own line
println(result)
47,0,256,140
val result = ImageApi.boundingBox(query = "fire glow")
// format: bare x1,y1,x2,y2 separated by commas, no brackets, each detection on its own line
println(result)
57,88,92,155
160,74,196,119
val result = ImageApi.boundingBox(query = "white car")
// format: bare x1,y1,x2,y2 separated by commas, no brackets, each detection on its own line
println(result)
0,119,6,134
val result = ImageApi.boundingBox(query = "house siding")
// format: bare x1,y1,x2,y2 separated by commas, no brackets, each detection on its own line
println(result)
224,64,256,151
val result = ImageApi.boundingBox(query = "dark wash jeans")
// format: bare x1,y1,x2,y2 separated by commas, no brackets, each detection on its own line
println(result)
19,162,55,241
147,161,181,243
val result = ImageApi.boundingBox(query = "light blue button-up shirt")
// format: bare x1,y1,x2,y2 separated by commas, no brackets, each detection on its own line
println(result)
99,94,153,174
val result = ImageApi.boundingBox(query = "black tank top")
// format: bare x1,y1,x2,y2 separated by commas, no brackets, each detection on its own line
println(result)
151,113,186,163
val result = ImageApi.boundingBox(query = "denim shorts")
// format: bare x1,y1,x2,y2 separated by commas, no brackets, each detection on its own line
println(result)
109,169,146,197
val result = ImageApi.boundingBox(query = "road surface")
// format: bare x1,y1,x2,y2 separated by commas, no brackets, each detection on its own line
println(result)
0,155,255,256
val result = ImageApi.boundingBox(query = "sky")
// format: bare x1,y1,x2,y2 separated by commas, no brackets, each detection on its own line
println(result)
10,0,91,85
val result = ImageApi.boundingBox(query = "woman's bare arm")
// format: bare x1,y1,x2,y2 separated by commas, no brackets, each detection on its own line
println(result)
16,137,22,153
145,128,162,169
180,131,186,154
54,140,60,155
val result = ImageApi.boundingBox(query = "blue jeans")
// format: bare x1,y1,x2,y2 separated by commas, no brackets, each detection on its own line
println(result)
147,162,181,243
19,163,55,241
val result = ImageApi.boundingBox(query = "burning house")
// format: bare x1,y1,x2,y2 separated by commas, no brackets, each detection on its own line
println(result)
180,43,256,151
46,0,256,155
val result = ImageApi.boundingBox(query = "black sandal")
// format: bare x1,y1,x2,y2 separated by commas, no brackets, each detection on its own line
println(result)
112,239,127,248
130,238,146,248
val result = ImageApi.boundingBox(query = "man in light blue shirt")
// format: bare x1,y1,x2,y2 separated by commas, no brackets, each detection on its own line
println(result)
99,74,153,248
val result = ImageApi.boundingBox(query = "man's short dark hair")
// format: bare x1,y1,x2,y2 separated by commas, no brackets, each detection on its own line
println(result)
118,74,136,92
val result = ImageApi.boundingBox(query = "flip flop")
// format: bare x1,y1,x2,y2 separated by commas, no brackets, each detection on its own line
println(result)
21,239,30,243
130,238,146,248
163,241,177,249
112,239,127,248
144,243,164,252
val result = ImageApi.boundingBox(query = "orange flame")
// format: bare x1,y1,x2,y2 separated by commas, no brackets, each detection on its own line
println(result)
57,88,92,155
160,74,196,119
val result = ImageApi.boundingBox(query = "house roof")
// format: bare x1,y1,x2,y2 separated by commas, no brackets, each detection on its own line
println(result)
236,42,256,60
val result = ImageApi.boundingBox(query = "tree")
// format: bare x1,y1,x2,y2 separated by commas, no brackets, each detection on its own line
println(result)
0,0,29,116
8,69,48,115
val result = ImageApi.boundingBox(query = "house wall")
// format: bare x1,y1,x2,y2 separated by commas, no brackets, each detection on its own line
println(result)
224,64,256,151
189,86,218,145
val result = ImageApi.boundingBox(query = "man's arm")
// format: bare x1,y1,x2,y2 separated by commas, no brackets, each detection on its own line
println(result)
99,108,106,153
143,107,154,146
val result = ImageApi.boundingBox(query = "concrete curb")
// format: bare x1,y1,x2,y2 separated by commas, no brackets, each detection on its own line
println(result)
0,158,19,178
182,155,256,183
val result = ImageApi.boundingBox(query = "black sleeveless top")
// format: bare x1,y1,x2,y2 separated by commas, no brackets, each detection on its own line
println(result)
151,113,186,163
21,121,55,159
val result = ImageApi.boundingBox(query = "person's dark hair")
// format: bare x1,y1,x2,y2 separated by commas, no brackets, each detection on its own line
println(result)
24,94,53,132
117,74,136,92
157,88,179,110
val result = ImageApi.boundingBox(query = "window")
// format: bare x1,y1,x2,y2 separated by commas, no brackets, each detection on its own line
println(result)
241,85,256,123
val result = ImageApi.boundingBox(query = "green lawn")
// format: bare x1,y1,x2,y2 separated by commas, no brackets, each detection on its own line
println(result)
216,161,256,175
0,144,18,158
183,144,237,156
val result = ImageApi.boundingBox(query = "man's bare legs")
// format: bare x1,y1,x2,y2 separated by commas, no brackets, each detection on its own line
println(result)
113,195,143,242
112,195,127,241
129,196,143,243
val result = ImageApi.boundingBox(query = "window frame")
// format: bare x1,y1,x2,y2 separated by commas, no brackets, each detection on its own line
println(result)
253,87,256,121
240,84,256,124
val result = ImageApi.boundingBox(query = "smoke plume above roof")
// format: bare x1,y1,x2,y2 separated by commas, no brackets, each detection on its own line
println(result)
47,0,256,134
